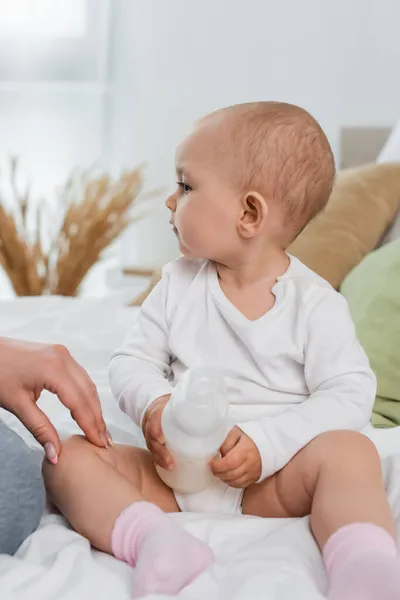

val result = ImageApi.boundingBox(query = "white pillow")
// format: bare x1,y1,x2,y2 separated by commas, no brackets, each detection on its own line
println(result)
381,211,400,244
377,122,400,244
377,122,400,164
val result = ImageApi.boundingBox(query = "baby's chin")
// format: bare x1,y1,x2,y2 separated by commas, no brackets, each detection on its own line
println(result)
176,233,214,261
177,238,192,257
179,246,199,259
178,241,208,261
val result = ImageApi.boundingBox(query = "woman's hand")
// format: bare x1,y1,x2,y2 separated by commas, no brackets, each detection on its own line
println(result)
0,338,110,464
142,395,174,470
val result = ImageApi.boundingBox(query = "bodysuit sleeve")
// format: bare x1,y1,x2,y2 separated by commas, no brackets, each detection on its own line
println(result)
109,268,174,427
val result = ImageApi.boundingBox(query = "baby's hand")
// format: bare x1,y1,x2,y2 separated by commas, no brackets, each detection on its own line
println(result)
142,395,174,470
210,426,261,488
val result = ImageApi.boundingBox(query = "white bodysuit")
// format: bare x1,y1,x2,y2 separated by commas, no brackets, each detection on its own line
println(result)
109,256,376,514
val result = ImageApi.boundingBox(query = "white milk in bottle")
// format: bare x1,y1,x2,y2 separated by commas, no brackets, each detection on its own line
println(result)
156,367,228,494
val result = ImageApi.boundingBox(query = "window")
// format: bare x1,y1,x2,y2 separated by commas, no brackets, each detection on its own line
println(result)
0,0,87,38
0,0,112,199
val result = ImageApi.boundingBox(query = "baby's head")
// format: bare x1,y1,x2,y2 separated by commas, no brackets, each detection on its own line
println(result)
166,101,335,263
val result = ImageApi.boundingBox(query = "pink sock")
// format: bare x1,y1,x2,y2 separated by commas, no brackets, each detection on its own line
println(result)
111,502,214,598
323,523,400,600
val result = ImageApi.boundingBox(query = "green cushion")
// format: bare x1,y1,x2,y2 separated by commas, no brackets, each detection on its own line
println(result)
341,240,400,427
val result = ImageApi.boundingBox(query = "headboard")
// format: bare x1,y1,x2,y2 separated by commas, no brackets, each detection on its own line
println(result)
340,127,391,169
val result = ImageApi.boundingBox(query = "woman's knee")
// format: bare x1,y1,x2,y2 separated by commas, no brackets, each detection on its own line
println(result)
0,424,45,554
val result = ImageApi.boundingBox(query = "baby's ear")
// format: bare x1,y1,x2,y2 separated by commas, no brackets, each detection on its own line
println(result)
238,191,268,238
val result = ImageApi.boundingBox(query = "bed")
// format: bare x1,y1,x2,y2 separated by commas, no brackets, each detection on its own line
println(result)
1,129,400,600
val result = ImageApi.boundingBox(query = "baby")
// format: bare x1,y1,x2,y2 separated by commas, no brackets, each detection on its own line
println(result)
44,102,400,599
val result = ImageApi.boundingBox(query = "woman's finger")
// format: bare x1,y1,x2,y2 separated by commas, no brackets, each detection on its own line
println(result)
44,351,108,448
68,358,107,433
10,392,61,462
57,378,108,448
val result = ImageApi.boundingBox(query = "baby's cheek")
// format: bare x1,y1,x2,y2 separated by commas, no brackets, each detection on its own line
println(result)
177,210,202,244
184,224,207,252
177,204,222,257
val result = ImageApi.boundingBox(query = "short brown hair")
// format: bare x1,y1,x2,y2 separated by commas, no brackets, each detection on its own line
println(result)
212,102,335,244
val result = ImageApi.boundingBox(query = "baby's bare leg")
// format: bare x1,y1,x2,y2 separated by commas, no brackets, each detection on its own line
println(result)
242,430,393,544
43,436,213,598
243,431,399,600
43,435,178,553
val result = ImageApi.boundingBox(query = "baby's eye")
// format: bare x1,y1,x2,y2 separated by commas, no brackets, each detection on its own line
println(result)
177,181,192,195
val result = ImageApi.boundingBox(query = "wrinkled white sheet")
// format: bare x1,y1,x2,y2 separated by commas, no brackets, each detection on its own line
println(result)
1,296,400,600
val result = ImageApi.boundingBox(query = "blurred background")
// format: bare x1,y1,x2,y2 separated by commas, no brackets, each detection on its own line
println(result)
0,0,399,298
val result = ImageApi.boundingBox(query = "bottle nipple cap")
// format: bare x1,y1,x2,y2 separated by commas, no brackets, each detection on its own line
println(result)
171,367,228,435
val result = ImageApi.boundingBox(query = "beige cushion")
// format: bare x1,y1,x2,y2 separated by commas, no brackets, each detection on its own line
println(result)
289,163,400,288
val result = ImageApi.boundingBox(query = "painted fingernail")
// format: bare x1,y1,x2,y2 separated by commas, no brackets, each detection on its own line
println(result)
100,432,108,449
105,429,113,447
44,442,58,465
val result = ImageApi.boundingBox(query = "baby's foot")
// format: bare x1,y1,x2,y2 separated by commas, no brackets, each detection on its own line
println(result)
111,502,214,598
324,524,400,600
131,525,214,598
328,552,400,600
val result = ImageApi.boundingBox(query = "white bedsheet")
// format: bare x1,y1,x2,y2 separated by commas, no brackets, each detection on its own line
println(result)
1,296,400,600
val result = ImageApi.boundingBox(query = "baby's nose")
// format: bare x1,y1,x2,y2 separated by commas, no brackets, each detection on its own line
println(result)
165,193,176,211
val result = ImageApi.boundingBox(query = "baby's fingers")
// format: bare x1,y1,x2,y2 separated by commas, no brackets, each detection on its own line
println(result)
150,440,174,470
217,464,248,484
220,427,241,457
210,449,245,475
146,418,164,444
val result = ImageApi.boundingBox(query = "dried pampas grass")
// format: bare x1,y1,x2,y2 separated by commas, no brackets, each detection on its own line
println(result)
123,267,162,306
0,157,143,296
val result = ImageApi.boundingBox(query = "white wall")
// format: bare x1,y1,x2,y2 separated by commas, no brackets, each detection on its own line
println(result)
108,0,400,269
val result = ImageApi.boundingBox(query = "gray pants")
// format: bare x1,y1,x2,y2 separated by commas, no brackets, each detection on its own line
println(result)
0,421,45,554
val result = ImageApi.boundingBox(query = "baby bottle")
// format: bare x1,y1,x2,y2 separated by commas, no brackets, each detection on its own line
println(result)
156,367,229,494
